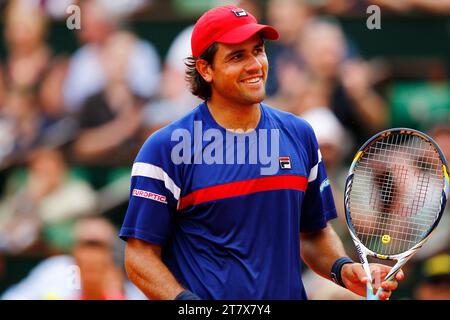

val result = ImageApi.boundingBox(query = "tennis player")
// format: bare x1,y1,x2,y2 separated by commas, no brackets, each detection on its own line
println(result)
119,5,403,300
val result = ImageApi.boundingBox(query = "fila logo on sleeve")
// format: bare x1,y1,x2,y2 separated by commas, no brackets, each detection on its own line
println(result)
132,189,167,204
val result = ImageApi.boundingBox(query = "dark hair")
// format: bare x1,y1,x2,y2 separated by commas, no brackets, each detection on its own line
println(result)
185,43,218,101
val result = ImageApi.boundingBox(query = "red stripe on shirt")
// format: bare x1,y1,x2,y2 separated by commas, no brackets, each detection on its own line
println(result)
178,175,308,210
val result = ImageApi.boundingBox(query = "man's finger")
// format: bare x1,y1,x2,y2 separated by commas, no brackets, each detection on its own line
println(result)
351,264,370,283
381,279,398,291
378,290,392,300
370,264,405,282
370,264,383,282
395,269,405,280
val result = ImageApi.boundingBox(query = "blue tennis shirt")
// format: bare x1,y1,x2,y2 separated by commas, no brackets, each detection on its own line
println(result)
119,102,337,299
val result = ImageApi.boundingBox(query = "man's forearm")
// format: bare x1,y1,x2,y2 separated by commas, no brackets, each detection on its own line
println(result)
300,223,349,281
124,238,185,300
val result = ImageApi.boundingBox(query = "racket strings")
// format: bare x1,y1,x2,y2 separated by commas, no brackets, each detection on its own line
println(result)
348,133,444,255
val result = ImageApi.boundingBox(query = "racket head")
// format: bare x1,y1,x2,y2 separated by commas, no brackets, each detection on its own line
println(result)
344,128,449,260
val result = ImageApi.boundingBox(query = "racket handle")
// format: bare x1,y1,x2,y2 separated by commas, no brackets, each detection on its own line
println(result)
366,282,381,300
367,283,390,300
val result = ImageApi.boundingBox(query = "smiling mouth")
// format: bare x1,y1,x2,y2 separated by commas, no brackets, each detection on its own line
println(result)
241,76,263,84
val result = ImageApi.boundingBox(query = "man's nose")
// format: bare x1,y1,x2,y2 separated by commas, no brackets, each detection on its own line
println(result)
245,55,263,73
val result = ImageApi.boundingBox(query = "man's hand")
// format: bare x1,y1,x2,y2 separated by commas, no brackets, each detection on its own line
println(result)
341,263,405,300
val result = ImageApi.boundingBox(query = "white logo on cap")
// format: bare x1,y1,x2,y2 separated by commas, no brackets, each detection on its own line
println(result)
232,9,248,17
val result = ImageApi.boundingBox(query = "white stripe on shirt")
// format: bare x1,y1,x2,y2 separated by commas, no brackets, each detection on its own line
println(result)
132,162,181,200
308,150,322,183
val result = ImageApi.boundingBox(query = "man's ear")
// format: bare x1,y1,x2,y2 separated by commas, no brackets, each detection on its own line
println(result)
195,59,213,83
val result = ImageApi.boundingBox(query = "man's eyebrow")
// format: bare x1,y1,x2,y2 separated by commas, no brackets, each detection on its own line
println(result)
224,42,265,59
225,49,245,59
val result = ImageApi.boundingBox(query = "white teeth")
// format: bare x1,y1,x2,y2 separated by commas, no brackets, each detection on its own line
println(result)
243,77,261,84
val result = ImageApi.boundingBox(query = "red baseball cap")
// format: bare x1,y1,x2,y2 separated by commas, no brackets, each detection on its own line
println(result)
191,5,279,58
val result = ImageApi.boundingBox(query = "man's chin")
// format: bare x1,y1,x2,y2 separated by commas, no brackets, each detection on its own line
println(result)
241,97,264,107
245,90,266,104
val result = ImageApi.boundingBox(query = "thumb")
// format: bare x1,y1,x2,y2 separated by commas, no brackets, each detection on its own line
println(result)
349,264,370,284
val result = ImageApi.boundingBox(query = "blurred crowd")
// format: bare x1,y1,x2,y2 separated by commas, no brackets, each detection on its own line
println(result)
0,0,448,300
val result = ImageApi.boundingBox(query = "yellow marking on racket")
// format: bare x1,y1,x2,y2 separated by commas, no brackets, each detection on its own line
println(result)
353,151,363,162
443,165,449,183
381,234,391,244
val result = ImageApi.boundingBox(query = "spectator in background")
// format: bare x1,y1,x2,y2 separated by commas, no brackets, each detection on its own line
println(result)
0,88,45,168
0,148,97,254
0,1,49,165
1,216,146,300
301,107,354,255
38,58,70,129
143,25,201,133
62,0,161,113
0,65,77,169
412,125,450,261
285,97,358,301
301,108,347,181
265,0,314,97
413,253,450,300
0,0,74,168
37,57,79,150
1,0,51,95
70,31,148,166
301,107,348,174
429,125,450,169
295,18,388,147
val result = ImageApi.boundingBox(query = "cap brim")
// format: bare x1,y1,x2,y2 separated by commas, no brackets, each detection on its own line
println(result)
217,23,279,45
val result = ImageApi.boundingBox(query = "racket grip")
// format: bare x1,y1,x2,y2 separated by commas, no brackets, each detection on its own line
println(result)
366,282,380,300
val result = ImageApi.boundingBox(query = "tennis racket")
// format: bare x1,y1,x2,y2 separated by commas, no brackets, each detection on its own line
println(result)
344,128,449,300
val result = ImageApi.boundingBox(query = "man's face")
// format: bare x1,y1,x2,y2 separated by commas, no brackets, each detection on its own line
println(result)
205,34,269,107
74,243,111,287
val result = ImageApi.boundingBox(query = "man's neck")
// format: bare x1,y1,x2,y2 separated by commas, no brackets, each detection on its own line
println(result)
206,98,261,131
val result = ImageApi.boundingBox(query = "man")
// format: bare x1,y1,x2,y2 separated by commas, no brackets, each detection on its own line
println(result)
120,5,403,300
2,217,145,300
